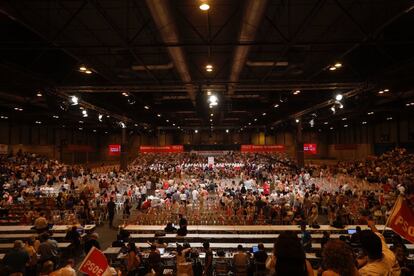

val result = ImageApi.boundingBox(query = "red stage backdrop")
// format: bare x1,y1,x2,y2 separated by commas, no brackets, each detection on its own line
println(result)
304,143,317,154
139,145,184,153
240,145,285,153
108,144,121,156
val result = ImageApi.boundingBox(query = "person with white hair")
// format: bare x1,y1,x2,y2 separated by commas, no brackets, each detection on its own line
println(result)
84,232,100,254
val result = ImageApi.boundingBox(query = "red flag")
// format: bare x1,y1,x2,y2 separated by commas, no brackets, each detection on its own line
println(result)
387,196,414,243
79,247,109,276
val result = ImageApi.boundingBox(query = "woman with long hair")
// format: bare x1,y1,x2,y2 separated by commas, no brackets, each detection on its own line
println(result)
125,242,141,276
269,231,313,276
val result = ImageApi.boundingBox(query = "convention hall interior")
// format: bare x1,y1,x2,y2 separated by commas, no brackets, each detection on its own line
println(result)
0,0,413,275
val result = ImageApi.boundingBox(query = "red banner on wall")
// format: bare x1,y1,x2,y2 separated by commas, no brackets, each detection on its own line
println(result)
240,145,285,153
304,144,317,154
139,145,184,153
108,144,121,156
66,144,94,152
387,196,414,244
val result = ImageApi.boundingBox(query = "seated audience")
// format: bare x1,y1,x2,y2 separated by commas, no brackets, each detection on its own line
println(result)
321,239,358,276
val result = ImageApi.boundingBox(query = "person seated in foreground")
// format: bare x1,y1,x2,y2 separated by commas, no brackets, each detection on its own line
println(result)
267,231,313,276
2,240,30,275
357,220,400,276
253,243,268,272
320,239,358,276
232,244,250,275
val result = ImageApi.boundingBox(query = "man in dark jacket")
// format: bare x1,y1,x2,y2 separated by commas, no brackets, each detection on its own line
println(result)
107,197,116,228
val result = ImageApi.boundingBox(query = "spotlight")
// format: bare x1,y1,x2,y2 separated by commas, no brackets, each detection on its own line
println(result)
262,112,266,116
367,111,374,115
85,70,92,74
79,66,87,71
226,129,229,133
205,64,213,72
334,62,342,68
199,2,210,11
274,104,279,108
93,129,97,132
210,113,213,117
52,115,59,119
344,124,348,128
98,114,103,122
172,123,176,126
324,122,328,125
254,118,257,122
329,66,337,71
387,117,393,120
157,114,161,117
295,119,300,123
342,117,347,121
35,121,42,124
70,96,79,105
144,105,150,110
79,120,84,124
207,90,212,96
309,119,314,127
120,122,126,128
166,119,169,123
36,92,43,97
362,121,367,125
339,103,344,109
208,94,218,103
335,94,343,101
122,92,129,97
194,130,198,133
82,110,88,117
293,90,301,95
330,106,336,113
330,127,334,130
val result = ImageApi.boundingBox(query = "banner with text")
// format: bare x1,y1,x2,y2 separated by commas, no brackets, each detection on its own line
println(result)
108,144,121,156
79,247,109,276
240,145,285,153
139,145,184,153
387,196,414,244
304,144,317,154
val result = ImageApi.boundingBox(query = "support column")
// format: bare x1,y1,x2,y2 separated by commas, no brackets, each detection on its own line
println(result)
296,120,304,168
120,127,128,171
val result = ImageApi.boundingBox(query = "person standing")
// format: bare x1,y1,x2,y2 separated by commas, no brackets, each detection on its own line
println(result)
107,197,116,228
203,242,213,276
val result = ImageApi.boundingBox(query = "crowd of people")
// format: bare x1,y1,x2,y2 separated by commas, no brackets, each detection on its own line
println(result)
0,148,412,275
